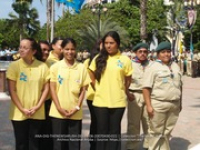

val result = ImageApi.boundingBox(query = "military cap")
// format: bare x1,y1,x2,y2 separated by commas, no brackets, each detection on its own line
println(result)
156,41,171,52
132,42,149,52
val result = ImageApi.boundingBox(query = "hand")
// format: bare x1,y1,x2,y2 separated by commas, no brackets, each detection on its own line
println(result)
147,105,154,119
127,92,135,101
67,108,78,118
21,108,31,117
58,107,69,118
29,106,39,116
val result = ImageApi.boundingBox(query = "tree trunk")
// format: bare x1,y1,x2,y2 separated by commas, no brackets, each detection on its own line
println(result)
46,0,51,42
140,0,147,42
20,27,23,41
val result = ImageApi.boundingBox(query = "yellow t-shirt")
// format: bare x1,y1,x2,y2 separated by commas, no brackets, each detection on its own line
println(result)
6,59,50,121
83,59,94,101
46,51,59,67
89,51,133,108
49,60,90,120
142,61,182,101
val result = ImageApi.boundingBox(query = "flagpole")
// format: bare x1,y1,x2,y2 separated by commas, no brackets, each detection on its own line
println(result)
51,0,55,42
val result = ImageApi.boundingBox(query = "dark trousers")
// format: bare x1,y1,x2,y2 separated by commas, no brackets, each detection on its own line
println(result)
40,100,53,150
87,100,97,150
93,106,125,150
12,119,43,150
51,117,82,150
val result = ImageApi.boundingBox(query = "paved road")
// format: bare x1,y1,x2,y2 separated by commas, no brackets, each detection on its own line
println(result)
0,76,200,150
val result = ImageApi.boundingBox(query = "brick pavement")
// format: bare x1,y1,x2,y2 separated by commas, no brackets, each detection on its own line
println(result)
0,76,200,150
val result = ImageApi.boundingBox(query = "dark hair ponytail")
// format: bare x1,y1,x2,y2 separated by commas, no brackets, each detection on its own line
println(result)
95,31,120,82
95,49,109,82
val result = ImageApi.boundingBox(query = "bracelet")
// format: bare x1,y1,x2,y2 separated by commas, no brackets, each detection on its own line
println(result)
75,106,80,111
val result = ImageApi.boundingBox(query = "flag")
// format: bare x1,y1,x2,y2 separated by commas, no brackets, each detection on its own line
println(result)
56,0,85,13
188,10,197,29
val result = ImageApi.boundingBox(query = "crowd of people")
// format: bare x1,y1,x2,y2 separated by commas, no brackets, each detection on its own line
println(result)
5,31,184,150
0,47,18,61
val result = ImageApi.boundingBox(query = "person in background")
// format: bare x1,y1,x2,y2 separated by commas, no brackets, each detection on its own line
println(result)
49,38,90,150
192,50,199,78
82,49,90,62
6,38,49,150
84,39,102,150
143,41,182,150
186,50,192,76
126,43,150,150
130,49,136,60
38,40,52,150
89,31,133,150
39,40,50,62
46,37,63,67
76,50,83,62
0,47,6,60
5,47,13,61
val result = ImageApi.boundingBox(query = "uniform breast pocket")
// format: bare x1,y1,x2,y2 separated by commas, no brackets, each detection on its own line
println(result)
156,73,171,89
132,76,142,85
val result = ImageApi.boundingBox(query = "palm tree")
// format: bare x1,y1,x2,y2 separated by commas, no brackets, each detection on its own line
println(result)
129,0,147,42
140,0,147,42
9,1,40,40
15,0,33,3
77,17,130,50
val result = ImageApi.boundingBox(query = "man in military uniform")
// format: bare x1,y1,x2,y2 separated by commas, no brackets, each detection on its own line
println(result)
127,43,150,150
143,41,182,150
192,50,199,78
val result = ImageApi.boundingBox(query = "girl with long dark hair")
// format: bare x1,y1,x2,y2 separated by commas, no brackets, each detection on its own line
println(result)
89,31,133,150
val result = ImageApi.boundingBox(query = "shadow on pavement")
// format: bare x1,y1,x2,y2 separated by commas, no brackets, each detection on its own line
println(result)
170,137,191,150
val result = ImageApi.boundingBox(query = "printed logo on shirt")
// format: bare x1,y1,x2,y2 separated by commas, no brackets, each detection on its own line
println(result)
162,78,168,83
117,60,124,68
58,75,63,84
20,72,27,81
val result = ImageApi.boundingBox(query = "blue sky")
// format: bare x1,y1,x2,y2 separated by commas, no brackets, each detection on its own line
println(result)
0,0,63,26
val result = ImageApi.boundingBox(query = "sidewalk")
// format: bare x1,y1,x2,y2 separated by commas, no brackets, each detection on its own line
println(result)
0,76,200,150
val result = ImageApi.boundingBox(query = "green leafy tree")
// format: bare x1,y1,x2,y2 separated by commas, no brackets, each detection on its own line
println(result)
9,1,40,40
147,0,167,42
77,17,130,50
0,19,20,48
104,0,140,46
55,8,94,47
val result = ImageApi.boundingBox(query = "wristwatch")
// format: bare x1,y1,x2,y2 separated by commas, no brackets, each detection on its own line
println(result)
75,106,80,111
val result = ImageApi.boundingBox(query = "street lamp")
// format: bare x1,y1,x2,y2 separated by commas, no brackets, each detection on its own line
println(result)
91,0,108,40
184,0,200,60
